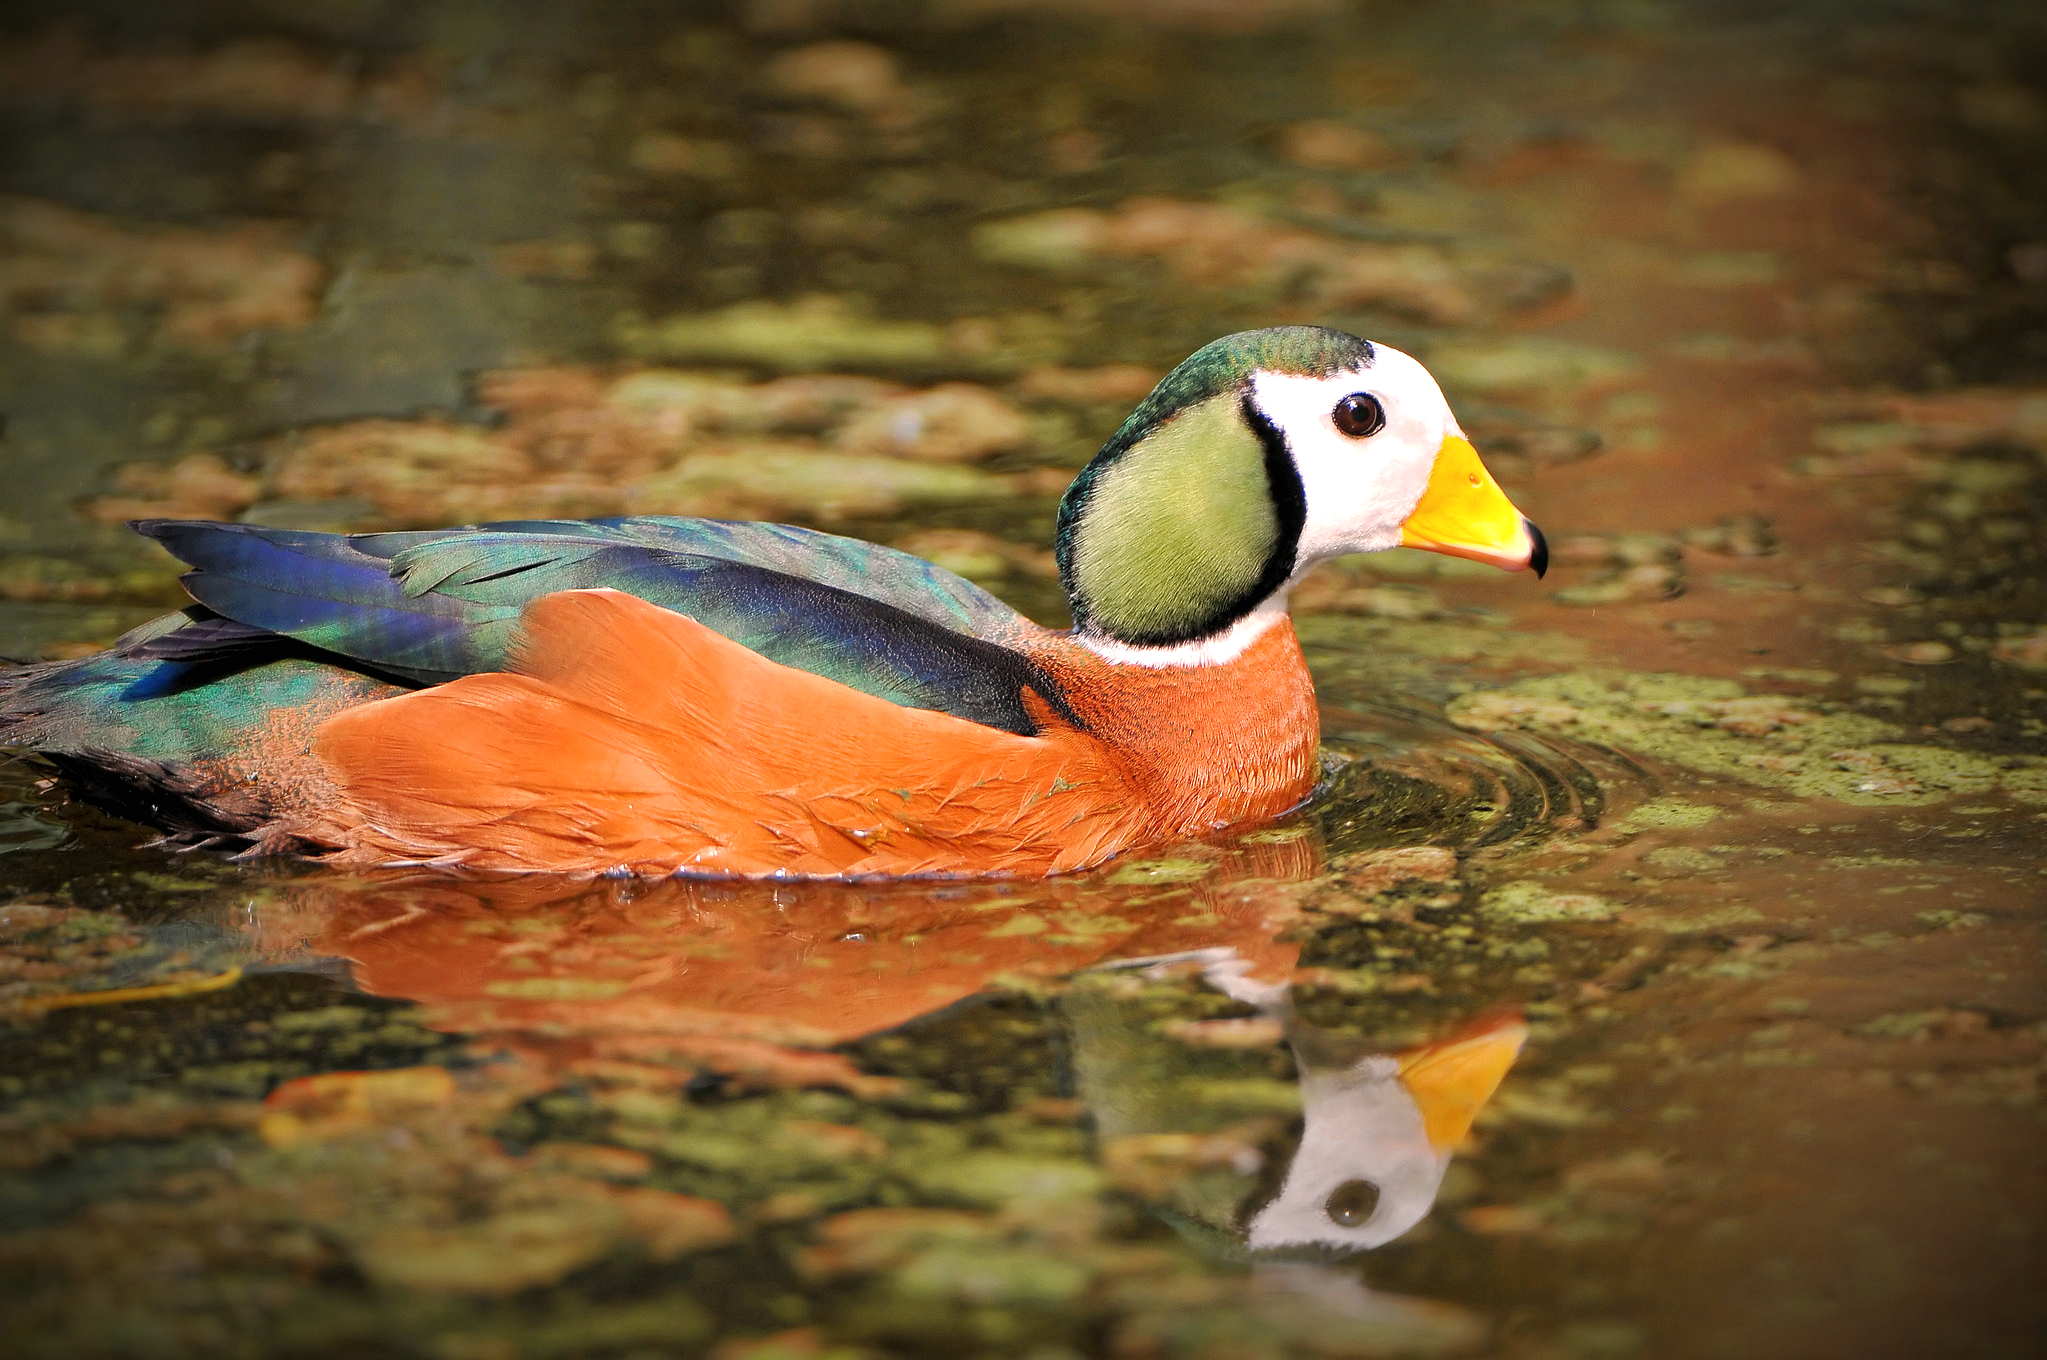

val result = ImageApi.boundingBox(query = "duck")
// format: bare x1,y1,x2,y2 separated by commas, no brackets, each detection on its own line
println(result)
0,326,1544,878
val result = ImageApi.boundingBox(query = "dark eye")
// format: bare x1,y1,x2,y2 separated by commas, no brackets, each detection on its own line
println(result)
1324,1179,1381,1227
1333,392,1385,438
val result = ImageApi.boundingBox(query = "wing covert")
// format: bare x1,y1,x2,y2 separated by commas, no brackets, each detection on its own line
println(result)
130,518,1066,736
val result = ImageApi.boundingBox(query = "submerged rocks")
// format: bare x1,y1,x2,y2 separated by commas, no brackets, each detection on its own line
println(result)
1290,569,1444,620
636,446,1005,521
1274,118,1404,171
974,196,1476,323
1424,337,1641,398
1682,514,1778,558
83,453,261,523
0,898,253,1020
1674,139,1804,206
0,196,324,352
1479,883,1618,925
834,383,1033,462
936,0,1344,35
1800,387,2047,477
1545,532,1686,606
0,28,433,125
1541,520,1780,607
762,41,933,132
84,364,1045,531
617,294,1069,378
619,294,958,373
1992,629,2047,671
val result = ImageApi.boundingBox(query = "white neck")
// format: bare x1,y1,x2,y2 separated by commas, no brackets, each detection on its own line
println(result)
1074,594,1290,668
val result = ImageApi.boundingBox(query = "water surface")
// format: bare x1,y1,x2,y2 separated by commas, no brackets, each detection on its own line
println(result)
2,1,2042,1356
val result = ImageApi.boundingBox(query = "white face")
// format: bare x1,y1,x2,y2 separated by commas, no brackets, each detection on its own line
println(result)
1247,343,1458,572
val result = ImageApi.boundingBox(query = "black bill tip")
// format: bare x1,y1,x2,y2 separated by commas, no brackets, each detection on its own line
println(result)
1526,520,1548,579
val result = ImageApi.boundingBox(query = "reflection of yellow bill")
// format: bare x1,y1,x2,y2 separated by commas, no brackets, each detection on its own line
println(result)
1400,435,1548,575
1399,1015,1530,1152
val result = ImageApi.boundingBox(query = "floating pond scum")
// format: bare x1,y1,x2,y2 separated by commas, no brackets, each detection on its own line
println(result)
1,0,2043,1357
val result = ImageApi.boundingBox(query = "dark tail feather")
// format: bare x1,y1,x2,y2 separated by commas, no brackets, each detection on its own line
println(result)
123,613,283,665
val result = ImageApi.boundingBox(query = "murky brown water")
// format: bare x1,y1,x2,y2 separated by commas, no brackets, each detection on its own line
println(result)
2,1,2043,1356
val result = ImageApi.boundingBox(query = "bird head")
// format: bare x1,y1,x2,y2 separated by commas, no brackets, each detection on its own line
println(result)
1057,326,1545,655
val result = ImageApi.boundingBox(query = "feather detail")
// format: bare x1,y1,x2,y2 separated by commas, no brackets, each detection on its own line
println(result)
293,590,1143,877
134,518,1054,731
0,650,400,839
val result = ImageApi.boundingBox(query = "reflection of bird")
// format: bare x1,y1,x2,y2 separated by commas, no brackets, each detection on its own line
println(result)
1,328,1543,877
1244,1014,1527,1252
1069,953,1524,1257
248,852,1317,1077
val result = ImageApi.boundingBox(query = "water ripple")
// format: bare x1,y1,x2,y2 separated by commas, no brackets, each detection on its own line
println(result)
1313,697,1659,856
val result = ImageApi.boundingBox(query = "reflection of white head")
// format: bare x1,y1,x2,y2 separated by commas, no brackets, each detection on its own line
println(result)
1244,1054,1450,1251
1083,948,1525,1259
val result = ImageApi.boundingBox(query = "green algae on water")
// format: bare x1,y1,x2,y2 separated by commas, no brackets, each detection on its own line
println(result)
1615,797,1721,832
1479,882,1618,924
1449,670,2047,806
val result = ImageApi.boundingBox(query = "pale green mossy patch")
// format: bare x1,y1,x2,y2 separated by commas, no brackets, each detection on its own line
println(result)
1744,666,1839,686
271,1005,372,1032
1917,909,1990,931
1425,337,1642,396
1480,882,1619,924
2002,765,2047,803
890,1242,1093,1308
907,1153,1105,1209
1106,857,1215,886
615,294,1062,376
1616,797,1721,832
432,1301,714,1358
1298,614,1589,668
1639,905,1768,933
1237,825,1314,845
1642,846,1721,873
1161,1076,1304,1120
1389,622,1590,665
618,294,950,371
1853,1010,1975,1041
637,447,1013,518
1449,671,2047,806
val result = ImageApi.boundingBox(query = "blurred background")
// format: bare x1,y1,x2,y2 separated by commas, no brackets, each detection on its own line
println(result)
1,2,2043,1358
2,0,2039,659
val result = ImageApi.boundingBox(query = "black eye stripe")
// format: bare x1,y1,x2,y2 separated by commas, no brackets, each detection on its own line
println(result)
1333,392,1386,438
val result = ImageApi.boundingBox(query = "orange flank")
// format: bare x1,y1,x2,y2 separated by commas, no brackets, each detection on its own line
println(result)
287,589,1322,877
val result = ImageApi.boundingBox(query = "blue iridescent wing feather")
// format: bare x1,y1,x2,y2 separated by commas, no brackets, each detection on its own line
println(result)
123,517,1059,736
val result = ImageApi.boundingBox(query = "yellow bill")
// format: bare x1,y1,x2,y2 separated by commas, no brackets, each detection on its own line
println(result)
1397,1014,1529,1153
1400,435,1548,575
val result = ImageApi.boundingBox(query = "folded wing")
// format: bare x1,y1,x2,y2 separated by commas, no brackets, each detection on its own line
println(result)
131,516,1066,736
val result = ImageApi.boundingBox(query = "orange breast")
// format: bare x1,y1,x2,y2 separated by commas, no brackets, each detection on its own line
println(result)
1024,620,1322,843
278,589,1320,878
